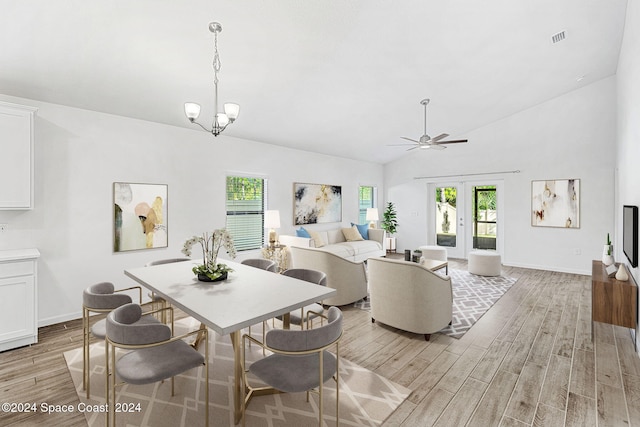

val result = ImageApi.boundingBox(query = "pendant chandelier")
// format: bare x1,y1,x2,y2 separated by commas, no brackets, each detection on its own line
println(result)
184,22,239,136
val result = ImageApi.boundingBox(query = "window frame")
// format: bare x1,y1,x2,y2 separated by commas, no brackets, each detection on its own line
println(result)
225,175,267,252
358,185,377,224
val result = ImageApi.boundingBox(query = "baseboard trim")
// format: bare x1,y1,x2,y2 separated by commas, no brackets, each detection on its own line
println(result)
39,311,81,328
502,261,590,276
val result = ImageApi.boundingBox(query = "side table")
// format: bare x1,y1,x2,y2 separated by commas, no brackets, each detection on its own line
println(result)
385,237,397,253
262,244,288,273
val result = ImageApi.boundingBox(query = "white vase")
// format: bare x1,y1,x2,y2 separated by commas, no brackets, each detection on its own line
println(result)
602,245,614,265
616,264,629,281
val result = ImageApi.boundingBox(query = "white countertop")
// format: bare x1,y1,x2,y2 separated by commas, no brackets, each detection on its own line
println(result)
0,248,40,262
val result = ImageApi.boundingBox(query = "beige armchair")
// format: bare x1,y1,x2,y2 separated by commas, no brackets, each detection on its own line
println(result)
289,246,368,306
368,257,453,341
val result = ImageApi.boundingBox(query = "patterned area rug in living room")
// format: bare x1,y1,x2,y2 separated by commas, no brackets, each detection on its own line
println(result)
65,317,410,426
355,269,517,339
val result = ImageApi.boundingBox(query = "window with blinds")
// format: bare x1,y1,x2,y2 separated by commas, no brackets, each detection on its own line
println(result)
225,176,265,251
358,186,377,223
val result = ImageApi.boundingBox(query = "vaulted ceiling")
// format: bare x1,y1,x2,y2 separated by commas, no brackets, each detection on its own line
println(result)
0,0,628,164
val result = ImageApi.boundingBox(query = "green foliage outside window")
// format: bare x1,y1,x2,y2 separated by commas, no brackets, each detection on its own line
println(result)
226,177,263,201
436,187,457,207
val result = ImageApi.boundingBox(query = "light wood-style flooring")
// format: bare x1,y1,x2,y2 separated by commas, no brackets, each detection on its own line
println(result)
1,260,639,426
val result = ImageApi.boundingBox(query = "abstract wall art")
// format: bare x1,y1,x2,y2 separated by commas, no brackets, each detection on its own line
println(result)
294,182,342,225
113,182,168,252
531,179,580,228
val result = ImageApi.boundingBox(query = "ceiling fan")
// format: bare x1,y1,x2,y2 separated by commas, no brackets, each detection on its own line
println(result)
390,99,468,150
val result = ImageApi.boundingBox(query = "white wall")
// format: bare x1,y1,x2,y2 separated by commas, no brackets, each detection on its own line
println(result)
384,77,617,275
616,0,640,347
0,94,383,326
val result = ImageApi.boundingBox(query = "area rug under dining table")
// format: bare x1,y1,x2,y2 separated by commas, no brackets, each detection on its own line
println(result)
64,317,410,426
355,268,518,339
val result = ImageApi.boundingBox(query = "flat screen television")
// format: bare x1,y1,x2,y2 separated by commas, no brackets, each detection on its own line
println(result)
623,205,638,268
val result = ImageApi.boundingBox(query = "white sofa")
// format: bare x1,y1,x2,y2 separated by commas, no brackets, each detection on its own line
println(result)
279,227,385,263
288,246,368,306
368,257,453,341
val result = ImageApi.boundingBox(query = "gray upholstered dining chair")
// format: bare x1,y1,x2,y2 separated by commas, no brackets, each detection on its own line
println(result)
240,258,278,272
241,258,278,347
242,306,343,427
279,268,327,329
82,281,142,399
105,303,209,427
145,258,191,316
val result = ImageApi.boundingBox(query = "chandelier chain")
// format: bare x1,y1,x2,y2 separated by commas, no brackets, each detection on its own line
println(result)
212,30,221,84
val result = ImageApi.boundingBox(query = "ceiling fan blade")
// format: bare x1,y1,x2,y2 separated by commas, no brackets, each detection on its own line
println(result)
430,133,449,143
400,137,420,143
407,145,420,151
387,143,417,146
438,139,468,144
429,144,447,150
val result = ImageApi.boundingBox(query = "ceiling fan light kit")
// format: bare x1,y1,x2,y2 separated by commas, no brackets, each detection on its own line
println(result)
390,98,468,151
184,21,240,137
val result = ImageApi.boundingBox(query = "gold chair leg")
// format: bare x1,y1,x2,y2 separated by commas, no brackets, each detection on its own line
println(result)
82,308,87,392
82,307,91,399
336,342,340,426
319,351,324,427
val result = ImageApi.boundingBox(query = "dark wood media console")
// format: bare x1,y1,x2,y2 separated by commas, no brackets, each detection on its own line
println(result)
592,260,637,336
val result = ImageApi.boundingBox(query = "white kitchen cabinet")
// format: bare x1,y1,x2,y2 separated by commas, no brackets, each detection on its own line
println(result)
0,101,37,210
0,249,40,351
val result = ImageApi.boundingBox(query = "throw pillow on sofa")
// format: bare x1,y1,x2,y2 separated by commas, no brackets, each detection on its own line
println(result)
308,230,326,248
351,222,369,240
342,226,364,242
295,227,311,238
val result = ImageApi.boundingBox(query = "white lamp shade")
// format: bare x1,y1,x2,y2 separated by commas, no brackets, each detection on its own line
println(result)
224,103,240,121
184,102,201,120
216,113,230,127
366,208,379,221
264,210,281,228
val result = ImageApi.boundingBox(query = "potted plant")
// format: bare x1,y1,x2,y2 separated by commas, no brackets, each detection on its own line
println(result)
602,233,614,266
381,202,398,235
182,229,237,282
381,202,398,253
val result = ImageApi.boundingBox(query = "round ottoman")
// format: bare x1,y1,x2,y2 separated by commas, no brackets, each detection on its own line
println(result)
418,245,448,261
468,251,502,276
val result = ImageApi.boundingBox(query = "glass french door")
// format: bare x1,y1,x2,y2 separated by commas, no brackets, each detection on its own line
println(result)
433,183,465,258
472,186,497,250
430,180,502,259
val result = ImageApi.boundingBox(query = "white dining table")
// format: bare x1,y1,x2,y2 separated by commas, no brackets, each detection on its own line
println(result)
124,259,336,424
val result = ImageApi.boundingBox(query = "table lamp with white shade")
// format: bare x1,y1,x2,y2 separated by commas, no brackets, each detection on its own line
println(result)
264,210,281,247
366,208,379,228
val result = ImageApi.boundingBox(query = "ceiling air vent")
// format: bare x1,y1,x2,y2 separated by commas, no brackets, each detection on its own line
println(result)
551,30,566,44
